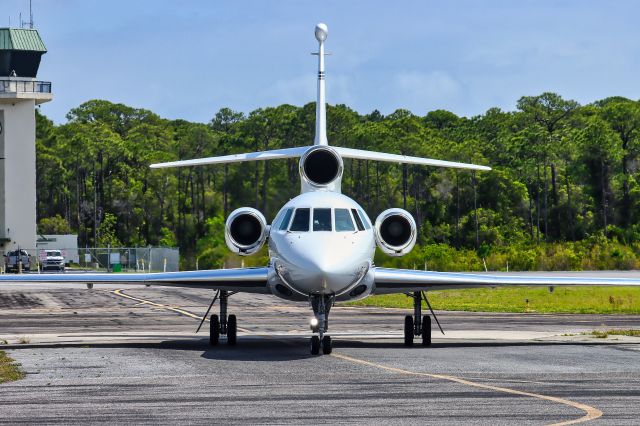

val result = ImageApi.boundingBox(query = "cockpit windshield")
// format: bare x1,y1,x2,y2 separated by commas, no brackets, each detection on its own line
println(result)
278,208,294,230
335,208,355,232
285,207,361,232
313,208,332,231
290,208,310,231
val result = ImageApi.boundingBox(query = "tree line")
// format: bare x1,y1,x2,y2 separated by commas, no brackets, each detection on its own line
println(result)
34,94,640,269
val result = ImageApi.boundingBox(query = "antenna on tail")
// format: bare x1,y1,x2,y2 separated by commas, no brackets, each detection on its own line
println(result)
312,23,328,146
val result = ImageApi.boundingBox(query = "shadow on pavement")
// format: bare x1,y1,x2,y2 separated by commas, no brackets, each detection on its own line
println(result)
4,336,631,358
200,338,314,362
333,339,623,349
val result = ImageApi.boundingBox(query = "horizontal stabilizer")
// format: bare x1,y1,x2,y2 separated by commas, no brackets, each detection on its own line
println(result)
150,146,490,172
333,147,491,171
150,147,310,169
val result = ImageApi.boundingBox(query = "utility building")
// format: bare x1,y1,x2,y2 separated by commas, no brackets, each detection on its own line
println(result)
0,28,52,252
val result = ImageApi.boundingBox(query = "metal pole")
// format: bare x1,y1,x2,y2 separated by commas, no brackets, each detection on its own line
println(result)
220,290,228,334
413,291,422,335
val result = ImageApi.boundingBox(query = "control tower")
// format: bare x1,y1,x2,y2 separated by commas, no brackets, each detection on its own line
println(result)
0,28,52,252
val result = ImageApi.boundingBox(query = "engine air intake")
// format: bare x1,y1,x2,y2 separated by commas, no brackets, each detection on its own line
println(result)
225,207,268,256
230,215,262,246
380,215,412,247
374,208,417,257
300,146,343,189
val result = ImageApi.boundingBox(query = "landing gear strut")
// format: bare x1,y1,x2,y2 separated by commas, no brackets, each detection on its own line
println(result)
207,290,238,346
310,294,334,355
403,291,443,347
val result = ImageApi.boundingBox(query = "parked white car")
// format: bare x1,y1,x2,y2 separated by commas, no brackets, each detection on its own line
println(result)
42,249,65,272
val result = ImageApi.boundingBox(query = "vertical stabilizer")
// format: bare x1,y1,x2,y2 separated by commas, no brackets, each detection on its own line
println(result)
313,23,328,146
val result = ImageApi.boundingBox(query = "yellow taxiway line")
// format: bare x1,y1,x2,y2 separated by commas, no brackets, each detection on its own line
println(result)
112,288,602,425
331,352,602,426
111,289,252,333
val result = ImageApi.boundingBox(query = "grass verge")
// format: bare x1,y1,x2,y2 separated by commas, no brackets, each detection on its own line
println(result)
589,329,640,338
0,351,24,384
346,286,640,314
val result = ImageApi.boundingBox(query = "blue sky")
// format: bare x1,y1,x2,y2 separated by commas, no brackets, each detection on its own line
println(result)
5,0,640,124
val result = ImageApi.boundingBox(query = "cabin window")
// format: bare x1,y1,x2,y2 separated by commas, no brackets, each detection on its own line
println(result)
313,208,332,231
351,208,365,231
335,208,355,232
358,209,372,229
289,208,310,231
278,208,294,230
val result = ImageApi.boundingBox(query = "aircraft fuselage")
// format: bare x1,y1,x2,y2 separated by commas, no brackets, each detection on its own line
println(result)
268,191,376,301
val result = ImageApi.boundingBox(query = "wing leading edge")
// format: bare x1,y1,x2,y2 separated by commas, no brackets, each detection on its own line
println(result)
0,268,269,293
373,268,640,294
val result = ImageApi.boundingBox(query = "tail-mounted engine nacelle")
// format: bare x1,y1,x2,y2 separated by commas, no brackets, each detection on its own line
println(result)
374,208,417,257
299,146,343,192
225,207,268,256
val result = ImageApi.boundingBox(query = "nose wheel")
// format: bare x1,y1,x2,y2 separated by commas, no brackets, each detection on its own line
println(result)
309,294,334,355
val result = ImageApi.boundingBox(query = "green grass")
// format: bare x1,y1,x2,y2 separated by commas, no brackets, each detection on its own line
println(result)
0,351,24,384
346,286,640,314
589,329,640,338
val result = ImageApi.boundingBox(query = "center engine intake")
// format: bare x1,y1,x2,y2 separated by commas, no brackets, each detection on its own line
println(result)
299,146,343,191
374,208,417,256
225,207,268,256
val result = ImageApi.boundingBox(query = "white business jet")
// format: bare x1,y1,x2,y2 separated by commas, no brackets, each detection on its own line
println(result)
4,23,640,355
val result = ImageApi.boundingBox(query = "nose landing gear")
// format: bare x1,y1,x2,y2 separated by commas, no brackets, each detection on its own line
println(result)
310,294,334,355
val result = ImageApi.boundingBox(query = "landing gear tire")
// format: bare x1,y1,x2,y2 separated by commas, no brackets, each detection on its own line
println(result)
209,314,219,346
422,315,431,346
227,314,237,345
321,335,332,355
310,335,320,355
404,315,414,346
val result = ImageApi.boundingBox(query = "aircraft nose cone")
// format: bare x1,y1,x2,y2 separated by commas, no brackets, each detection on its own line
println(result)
306,254,338,290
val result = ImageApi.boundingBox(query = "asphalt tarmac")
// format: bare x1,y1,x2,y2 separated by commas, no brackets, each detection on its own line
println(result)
1,283,640,425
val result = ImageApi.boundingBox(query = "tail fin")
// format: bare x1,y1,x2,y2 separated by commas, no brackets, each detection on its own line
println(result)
313,23,329,146
149,23,490,173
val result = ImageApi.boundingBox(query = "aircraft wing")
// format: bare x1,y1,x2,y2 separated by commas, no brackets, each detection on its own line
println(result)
332,147,491,171
0,268,269,293
373,268,640,294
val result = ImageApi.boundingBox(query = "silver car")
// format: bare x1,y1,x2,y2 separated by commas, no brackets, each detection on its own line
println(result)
42,249,65,272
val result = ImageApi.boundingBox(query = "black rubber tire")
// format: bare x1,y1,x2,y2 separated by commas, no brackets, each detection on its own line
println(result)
310,336,320,355
422,315,432,346
227,314,237,345
321,335,332,355
209,314,219,346
404,315,414,346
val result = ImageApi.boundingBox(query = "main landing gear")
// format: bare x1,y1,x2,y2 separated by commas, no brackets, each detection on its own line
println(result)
204,290,237,346
403,291,445,347
309,294,334,355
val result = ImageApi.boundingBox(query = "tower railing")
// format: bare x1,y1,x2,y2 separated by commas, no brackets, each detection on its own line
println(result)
0,79,52,94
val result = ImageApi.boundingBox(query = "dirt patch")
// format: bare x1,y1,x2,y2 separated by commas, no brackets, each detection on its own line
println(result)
0,293,43,309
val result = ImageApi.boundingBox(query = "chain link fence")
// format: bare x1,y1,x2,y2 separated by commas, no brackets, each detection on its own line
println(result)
3,247,180,273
